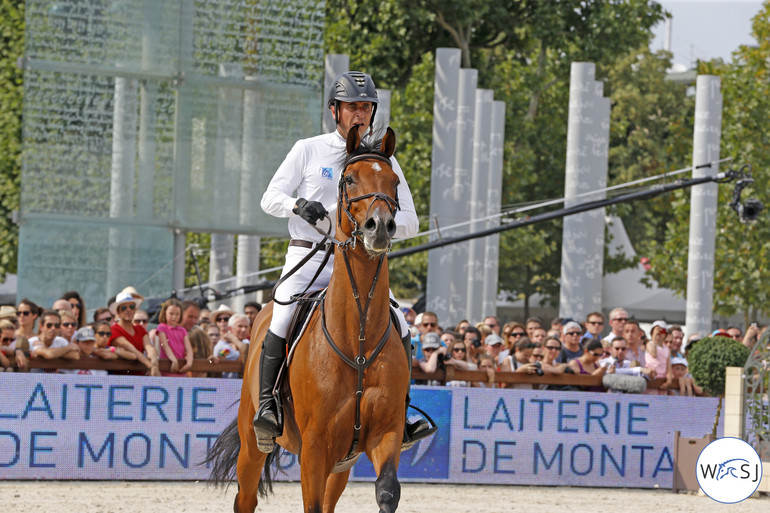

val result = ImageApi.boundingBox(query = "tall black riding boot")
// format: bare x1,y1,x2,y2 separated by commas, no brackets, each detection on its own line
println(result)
402,333,436,450
253,330,287,453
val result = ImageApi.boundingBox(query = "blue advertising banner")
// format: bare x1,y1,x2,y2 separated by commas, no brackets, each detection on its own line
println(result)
0,376,722,488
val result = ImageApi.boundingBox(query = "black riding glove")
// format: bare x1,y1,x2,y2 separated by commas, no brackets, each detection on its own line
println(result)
292,198,328,226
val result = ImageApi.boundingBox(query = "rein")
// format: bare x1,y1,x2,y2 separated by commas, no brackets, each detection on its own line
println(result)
276,150,402,460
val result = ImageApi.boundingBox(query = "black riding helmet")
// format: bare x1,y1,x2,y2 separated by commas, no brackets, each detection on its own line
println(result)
327,71,378,128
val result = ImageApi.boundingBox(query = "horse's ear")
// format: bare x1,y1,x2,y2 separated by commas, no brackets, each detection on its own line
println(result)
346,124,362,155
381,127,396,158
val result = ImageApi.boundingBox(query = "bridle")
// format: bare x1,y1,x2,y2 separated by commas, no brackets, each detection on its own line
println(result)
336,151,400,250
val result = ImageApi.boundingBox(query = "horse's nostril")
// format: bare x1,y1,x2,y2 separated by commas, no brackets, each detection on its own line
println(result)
364,218,377,232
386,219,396,235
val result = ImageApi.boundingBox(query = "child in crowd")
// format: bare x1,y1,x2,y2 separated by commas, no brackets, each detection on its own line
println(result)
668,357,702,397
58,327,108,376
156,299,193,377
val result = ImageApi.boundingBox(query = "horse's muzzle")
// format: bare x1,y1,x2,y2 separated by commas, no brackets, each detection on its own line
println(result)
362,210,396,254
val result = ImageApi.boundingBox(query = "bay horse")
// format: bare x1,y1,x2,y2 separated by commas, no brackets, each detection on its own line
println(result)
208,125,410,513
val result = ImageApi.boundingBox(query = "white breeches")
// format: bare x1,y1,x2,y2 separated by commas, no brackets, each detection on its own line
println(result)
268,246,409,339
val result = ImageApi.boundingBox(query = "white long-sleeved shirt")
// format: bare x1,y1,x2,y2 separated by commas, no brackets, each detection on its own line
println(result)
260,130,419,243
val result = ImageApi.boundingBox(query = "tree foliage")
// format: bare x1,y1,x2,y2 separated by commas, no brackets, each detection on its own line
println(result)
688,336,750,396
648,3,770,323
0,0,24,280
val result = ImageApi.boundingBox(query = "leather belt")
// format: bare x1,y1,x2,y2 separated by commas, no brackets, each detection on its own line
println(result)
289,239,333,251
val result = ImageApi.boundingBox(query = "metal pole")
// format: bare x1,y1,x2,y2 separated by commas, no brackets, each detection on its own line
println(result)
685,75,722,337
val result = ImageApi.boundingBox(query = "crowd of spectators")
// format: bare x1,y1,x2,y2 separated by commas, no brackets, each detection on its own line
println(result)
407,306,765,396
0,290,763,396
0,286,262,379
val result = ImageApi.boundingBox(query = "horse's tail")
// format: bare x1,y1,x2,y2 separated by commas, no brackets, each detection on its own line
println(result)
203,416,240,489
258,444,282,498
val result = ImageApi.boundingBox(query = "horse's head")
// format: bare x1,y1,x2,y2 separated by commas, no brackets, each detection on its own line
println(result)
338,125,400,256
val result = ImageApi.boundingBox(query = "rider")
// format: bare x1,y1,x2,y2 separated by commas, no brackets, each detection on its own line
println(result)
254,71,433,451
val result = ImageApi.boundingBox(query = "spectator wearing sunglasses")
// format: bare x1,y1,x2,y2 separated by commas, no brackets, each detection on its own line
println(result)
29,310,79,372
16,298,42,339
445,338,477,387
92,320,136,364
603,307,629,344
60,290,86,328
58,309,79,343
411,311,440,362
555,321,585,364
1,318,28,371
483,315,502,335
108,292,159,376
580,312,605,345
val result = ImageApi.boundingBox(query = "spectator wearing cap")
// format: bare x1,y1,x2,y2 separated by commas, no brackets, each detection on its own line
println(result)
555,321,584,364
58,327,108,376
109,292,159,376
644,320,672,395
484,333,506,367
580,312,605,346
668,356,702,396
416,332,444,386
29,310,79,372
603,307,629,344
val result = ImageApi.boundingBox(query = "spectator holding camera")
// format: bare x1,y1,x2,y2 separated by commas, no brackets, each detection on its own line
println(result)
502,336,543,389
463,326,483,364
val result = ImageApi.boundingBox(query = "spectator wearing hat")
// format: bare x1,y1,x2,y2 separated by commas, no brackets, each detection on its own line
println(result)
59,328,108,376
15,298,41,339
29,310,79,372
668,356,702,396
483,333,506,367
109,292,159,376
644,320,672,395
416,332,444,386
556,321,584,364
210,304,235,336
603,307,629,344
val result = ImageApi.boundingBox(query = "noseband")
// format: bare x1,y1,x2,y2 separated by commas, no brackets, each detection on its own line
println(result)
337,152,400,249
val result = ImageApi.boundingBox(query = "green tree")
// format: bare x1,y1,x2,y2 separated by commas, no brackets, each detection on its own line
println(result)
649,4,770,324
0,0,24,280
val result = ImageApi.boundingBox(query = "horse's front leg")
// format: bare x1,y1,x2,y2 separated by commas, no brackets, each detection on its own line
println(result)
299,436,333,513
322,469,351,513
369,431,402,513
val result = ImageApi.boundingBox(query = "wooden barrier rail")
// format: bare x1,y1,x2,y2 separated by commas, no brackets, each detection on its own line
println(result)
6,356,681,390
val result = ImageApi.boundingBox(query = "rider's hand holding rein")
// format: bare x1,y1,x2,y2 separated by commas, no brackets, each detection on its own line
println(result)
293,198,328,226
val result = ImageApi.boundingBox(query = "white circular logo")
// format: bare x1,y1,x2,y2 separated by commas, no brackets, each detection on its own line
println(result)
696,437,763,503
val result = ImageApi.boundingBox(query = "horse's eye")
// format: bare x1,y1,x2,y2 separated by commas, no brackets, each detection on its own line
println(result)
345,175,354,185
